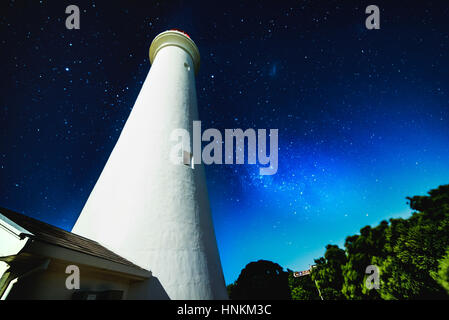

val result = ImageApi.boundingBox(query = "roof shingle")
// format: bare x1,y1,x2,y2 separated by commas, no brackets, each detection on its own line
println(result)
0,206,145,270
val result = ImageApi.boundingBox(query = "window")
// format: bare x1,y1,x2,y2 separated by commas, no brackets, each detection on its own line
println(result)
183,150,194,169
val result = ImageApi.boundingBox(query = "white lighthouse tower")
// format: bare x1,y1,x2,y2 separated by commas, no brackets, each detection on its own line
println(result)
72,30,228,300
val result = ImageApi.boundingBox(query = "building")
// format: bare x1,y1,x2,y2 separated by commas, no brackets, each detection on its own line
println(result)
0,30,228,300
0,206,167,300
293,270,311,277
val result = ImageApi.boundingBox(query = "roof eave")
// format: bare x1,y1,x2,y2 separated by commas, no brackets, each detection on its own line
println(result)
22,238,152,280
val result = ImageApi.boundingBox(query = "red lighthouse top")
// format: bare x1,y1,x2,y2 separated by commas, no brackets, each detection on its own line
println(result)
169,28,191,39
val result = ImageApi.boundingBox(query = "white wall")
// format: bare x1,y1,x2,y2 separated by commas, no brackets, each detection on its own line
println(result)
72,31,227,300
6,259,132,300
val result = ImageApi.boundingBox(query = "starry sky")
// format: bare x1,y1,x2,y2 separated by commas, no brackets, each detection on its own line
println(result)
1,0,449,284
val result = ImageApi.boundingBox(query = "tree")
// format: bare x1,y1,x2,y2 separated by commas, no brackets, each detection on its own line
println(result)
342,221,388,300
310,184,449,300
288,270,320,300
226,282,236,298
230,260,291,300
432,250,449,294
229,184,449,300
311,244,347,300
376,185,449,299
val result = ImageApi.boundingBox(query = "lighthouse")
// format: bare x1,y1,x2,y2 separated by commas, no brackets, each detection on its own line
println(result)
72,30,228,300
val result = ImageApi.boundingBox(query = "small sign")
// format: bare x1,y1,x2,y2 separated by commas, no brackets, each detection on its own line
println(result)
293,269,311,277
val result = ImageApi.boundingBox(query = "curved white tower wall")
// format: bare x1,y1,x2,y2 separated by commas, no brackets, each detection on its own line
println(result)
72,30,228,300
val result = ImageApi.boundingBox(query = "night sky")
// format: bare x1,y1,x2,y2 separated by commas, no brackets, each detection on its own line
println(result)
1,0,449,284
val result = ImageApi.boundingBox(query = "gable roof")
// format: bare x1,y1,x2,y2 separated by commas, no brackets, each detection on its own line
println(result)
0,206,145,271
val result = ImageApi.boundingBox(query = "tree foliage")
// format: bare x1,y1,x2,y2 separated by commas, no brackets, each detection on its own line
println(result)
228,260,291,300
288,270,320,300
432,250,449,294
228,185,449,299
341,221,388,299
311,244,346,300
376,185,449,299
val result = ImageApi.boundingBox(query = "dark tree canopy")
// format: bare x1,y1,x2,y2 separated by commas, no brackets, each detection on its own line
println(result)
228,260,291,300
